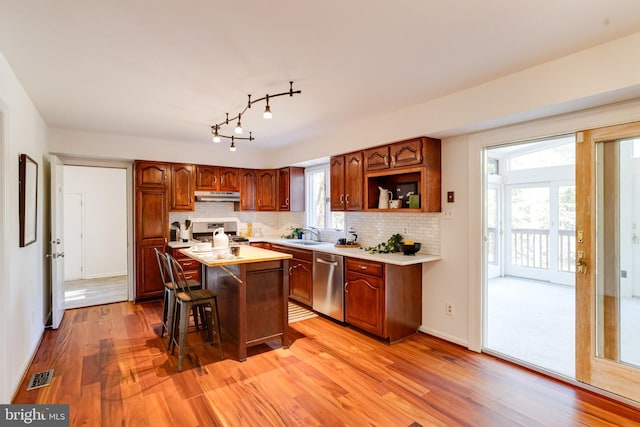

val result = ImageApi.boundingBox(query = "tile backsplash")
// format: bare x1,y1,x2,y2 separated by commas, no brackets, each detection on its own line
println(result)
169,202,440,255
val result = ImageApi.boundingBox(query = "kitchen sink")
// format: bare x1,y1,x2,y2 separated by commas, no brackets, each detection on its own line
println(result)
286,240,324,246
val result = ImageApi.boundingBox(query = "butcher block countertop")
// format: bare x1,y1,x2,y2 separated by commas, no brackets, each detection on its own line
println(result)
179,245,292,267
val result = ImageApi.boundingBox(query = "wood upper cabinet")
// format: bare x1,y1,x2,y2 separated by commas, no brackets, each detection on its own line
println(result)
330,152,364,211
345,152,364,210
278,167,305,211
330,156,346,211
135,161,169,188
170,163,195,211
364,146,390,172
344,257,422,342
390,138,423,168
219,168,240,191
195,165,217,190
240,169,256,211
256,169,277,211
195,165,239,192
134,160,170,301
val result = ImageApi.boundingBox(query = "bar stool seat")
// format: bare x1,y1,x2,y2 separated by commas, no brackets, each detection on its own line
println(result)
166,253,224,372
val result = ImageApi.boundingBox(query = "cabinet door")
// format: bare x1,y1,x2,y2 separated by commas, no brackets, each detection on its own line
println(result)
289,258,313,306
170,163,195,211
219,167,240,192
391,138,423,168
278,168,291,211
135,161,169,188
364,146,390,171
256,169,277,211
195,165,218,190
345,271,384,337
344,151,364,210
330,156,345,211
240,169,256,211
135,187,168,300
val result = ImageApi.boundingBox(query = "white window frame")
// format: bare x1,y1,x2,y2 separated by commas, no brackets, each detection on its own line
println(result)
304,163,344,231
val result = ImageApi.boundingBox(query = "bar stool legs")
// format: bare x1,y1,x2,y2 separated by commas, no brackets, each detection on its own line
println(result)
170,295,224,372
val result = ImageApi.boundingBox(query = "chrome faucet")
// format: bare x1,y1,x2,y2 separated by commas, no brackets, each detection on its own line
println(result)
303,227,321,242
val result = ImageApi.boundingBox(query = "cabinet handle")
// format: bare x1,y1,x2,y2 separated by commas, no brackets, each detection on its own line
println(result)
340,194,344,204
258,198,262,206
359,265,368,270
286,198,289,206
392,153,397,166
344,281,349,292
345,194,350,204
221,176,224,184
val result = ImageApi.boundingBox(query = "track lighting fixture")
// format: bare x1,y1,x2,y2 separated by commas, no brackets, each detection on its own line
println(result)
209,81,300,151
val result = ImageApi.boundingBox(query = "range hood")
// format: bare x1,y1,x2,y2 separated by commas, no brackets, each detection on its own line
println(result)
194,191,240,202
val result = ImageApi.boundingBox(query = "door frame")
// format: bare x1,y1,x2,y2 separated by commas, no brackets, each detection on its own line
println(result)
576,121,640,402
57,156,135,301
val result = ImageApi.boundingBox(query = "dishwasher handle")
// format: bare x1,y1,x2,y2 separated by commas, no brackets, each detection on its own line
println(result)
316,258,338,266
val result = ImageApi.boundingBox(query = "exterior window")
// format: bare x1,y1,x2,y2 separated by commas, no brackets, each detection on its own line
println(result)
305,164,344,230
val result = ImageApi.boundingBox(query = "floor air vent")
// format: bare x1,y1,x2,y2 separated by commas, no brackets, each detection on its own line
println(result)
26,369,54,390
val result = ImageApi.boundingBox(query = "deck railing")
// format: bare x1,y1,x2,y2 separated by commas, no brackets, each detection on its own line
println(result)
510,228,575,272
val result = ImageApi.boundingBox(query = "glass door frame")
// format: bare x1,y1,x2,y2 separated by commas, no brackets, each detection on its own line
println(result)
576,121,640,402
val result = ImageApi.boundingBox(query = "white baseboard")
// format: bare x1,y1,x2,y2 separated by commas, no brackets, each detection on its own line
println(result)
418,325,469,349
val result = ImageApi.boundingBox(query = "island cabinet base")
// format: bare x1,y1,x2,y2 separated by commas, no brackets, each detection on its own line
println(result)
204,259,290,361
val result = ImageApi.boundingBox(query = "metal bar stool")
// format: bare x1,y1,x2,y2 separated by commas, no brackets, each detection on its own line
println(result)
154,248,202,349
166,253,224,372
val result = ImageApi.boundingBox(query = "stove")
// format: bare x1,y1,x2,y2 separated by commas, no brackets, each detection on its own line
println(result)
191,219,250,245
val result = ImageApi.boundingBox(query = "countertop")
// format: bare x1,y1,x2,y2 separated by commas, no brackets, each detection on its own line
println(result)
170,236,440,266
254,237,441,266
179,245,292,267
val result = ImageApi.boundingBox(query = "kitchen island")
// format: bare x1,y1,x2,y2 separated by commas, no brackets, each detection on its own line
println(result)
180,245,292,361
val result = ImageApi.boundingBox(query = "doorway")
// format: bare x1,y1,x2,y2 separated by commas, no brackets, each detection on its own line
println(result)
62,165,129,309
484,135,576,377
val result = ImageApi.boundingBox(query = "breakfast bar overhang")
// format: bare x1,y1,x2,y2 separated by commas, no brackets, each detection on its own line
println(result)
180,246,292,361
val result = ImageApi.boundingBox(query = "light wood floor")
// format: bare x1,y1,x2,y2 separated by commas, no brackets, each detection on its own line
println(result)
13,301,640,426
64,275,128,309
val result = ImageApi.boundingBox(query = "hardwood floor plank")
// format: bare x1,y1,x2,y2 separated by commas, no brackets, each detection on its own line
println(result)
11,301,640,426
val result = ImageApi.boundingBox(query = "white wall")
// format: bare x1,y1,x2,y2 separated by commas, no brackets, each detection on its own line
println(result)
0,50,49,403
63,166,127,279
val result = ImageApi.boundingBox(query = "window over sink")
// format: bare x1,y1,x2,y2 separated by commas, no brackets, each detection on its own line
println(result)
305,164,344,230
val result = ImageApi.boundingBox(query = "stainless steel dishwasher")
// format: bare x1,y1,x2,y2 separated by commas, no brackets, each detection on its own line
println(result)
312,252,344,321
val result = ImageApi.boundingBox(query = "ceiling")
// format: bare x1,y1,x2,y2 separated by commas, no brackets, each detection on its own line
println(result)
1,0,640,151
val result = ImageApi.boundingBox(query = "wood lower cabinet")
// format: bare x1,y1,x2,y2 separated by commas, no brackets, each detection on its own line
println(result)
345,258,384,336
135,160,170,300
271,245,313,306
256,169,277,211
170,163,195,211
167,247,201,284
250,241,272,250
345,257,422,342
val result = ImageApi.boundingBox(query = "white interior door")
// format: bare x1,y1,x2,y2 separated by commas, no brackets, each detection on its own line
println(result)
63,193,83,281
49,155,65,329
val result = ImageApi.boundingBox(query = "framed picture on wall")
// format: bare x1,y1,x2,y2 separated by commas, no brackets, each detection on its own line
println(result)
19,153,38,247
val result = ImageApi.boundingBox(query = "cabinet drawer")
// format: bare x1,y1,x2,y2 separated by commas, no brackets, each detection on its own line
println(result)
182,269,201,283
178,258,199,270
346,258,383,277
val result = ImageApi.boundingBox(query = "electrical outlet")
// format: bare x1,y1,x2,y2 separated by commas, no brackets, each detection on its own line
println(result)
402,227,408,235
442,208,454,220
445,303,454,316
